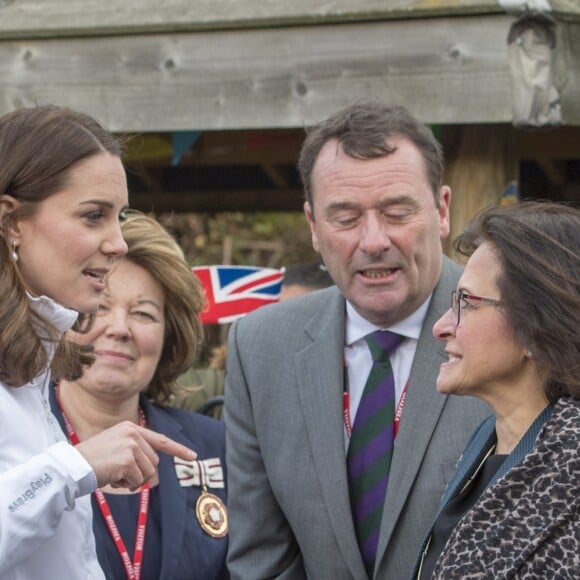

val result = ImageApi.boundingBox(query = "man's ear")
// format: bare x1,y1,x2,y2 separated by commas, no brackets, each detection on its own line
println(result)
303,200,313,224
437,185,451,241
303,201,320,254
0,194,22,241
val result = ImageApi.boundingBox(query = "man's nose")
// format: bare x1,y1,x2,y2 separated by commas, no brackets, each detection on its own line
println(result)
359,214,392,255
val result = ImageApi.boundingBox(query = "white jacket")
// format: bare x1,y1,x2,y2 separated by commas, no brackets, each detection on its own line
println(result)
0,296,104,579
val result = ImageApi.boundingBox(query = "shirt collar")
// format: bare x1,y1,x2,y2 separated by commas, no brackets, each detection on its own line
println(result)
28,293,80,334
345,294,432,346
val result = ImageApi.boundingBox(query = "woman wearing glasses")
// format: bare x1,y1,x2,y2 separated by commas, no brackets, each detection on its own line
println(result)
413,201,579,579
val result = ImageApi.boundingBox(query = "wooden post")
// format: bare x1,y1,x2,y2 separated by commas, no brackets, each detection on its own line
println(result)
441,124,519,257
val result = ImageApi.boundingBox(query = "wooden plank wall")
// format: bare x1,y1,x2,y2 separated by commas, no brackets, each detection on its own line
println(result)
1,1,579,129
0,15,517,131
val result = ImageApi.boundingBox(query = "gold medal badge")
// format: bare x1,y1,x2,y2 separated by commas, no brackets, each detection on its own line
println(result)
195,487,228,538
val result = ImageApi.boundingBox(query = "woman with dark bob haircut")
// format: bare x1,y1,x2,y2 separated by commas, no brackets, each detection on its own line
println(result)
413,201,579,579
52,210,229,579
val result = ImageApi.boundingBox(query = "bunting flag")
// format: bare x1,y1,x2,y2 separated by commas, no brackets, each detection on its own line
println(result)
192,265,285,324
171,130,202,166
500,180,520,205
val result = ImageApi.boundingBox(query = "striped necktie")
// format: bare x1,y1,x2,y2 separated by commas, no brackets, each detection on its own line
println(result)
347,330,404,577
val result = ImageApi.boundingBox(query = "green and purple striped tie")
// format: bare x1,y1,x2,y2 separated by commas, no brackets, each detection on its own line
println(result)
347,330,404,576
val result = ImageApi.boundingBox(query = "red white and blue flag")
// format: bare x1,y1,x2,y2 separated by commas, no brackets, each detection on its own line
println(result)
192,265,285,324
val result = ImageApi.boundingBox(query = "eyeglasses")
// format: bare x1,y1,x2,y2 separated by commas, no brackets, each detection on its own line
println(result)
450,290,502,325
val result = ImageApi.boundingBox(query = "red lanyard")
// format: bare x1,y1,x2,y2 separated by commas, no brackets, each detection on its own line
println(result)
56,391,150,580
93,484,150,580
343,381,408,439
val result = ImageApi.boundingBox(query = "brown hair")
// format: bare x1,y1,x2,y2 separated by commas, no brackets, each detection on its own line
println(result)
120,211,205,404
455,201,580,402
0,105,124,387
297,101,444,213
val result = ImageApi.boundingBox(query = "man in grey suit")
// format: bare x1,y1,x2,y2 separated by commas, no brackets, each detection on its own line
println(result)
225,102,489,579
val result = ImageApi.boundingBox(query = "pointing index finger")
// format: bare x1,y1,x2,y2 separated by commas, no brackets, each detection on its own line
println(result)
140,427,197,461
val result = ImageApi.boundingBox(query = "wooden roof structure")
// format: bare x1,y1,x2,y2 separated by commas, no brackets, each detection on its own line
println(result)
1,0,579,237
2,0,579,130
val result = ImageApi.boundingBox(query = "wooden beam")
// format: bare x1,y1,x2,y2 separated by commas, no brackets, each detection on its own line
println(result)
260,164,292,189
2,1,579,41
534,159,567,186
0,1,511,39
441,124,519,254
516,126,580,159
129,189,304,213
0,15,521,130
193,131,304,165
554,17,580,125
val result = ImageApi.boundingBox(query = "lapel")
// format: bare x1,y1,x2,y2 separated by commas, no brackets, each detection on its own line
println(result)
444,404,554,508
439,417,496,509
141,398,189,580
375,258,461,569
492,405,553,485
295,289,368,580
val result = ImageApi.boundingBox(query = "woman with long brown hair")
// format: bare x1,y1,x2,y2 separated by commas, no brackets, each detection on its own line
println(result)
0,105,195,579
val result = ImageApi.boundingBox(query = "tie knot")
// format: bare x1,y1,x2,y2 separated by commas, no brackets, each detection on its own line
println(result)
364,330,405,362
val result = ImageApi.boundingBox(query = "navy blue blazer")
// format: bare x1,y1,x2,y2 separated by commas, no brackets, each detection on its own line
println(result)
50,387,229,580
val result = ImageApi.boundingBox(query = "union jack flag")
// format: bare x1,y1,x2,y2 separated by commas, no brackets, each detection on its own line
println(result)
192,265,285,324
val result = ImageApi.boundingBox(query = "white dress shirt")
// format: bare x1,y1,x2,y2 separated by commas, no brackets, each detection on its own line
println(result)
343,296,431,448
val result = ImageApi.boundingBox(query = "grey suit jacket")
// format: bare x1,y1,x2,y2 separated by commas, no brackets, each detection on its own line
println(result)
225,257,490,580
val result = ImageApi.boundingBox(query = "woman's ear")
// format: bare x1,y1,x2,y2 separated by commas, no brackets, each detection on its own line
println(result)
0,194,22,241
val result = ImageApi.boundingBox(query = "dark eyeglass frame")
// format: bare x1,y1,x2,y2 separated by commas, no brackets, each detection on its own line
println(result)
450,290,502,325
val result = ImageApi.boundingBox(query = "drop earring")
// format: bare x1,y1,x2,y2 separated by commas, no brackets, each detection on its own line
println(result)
11,241,18,262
